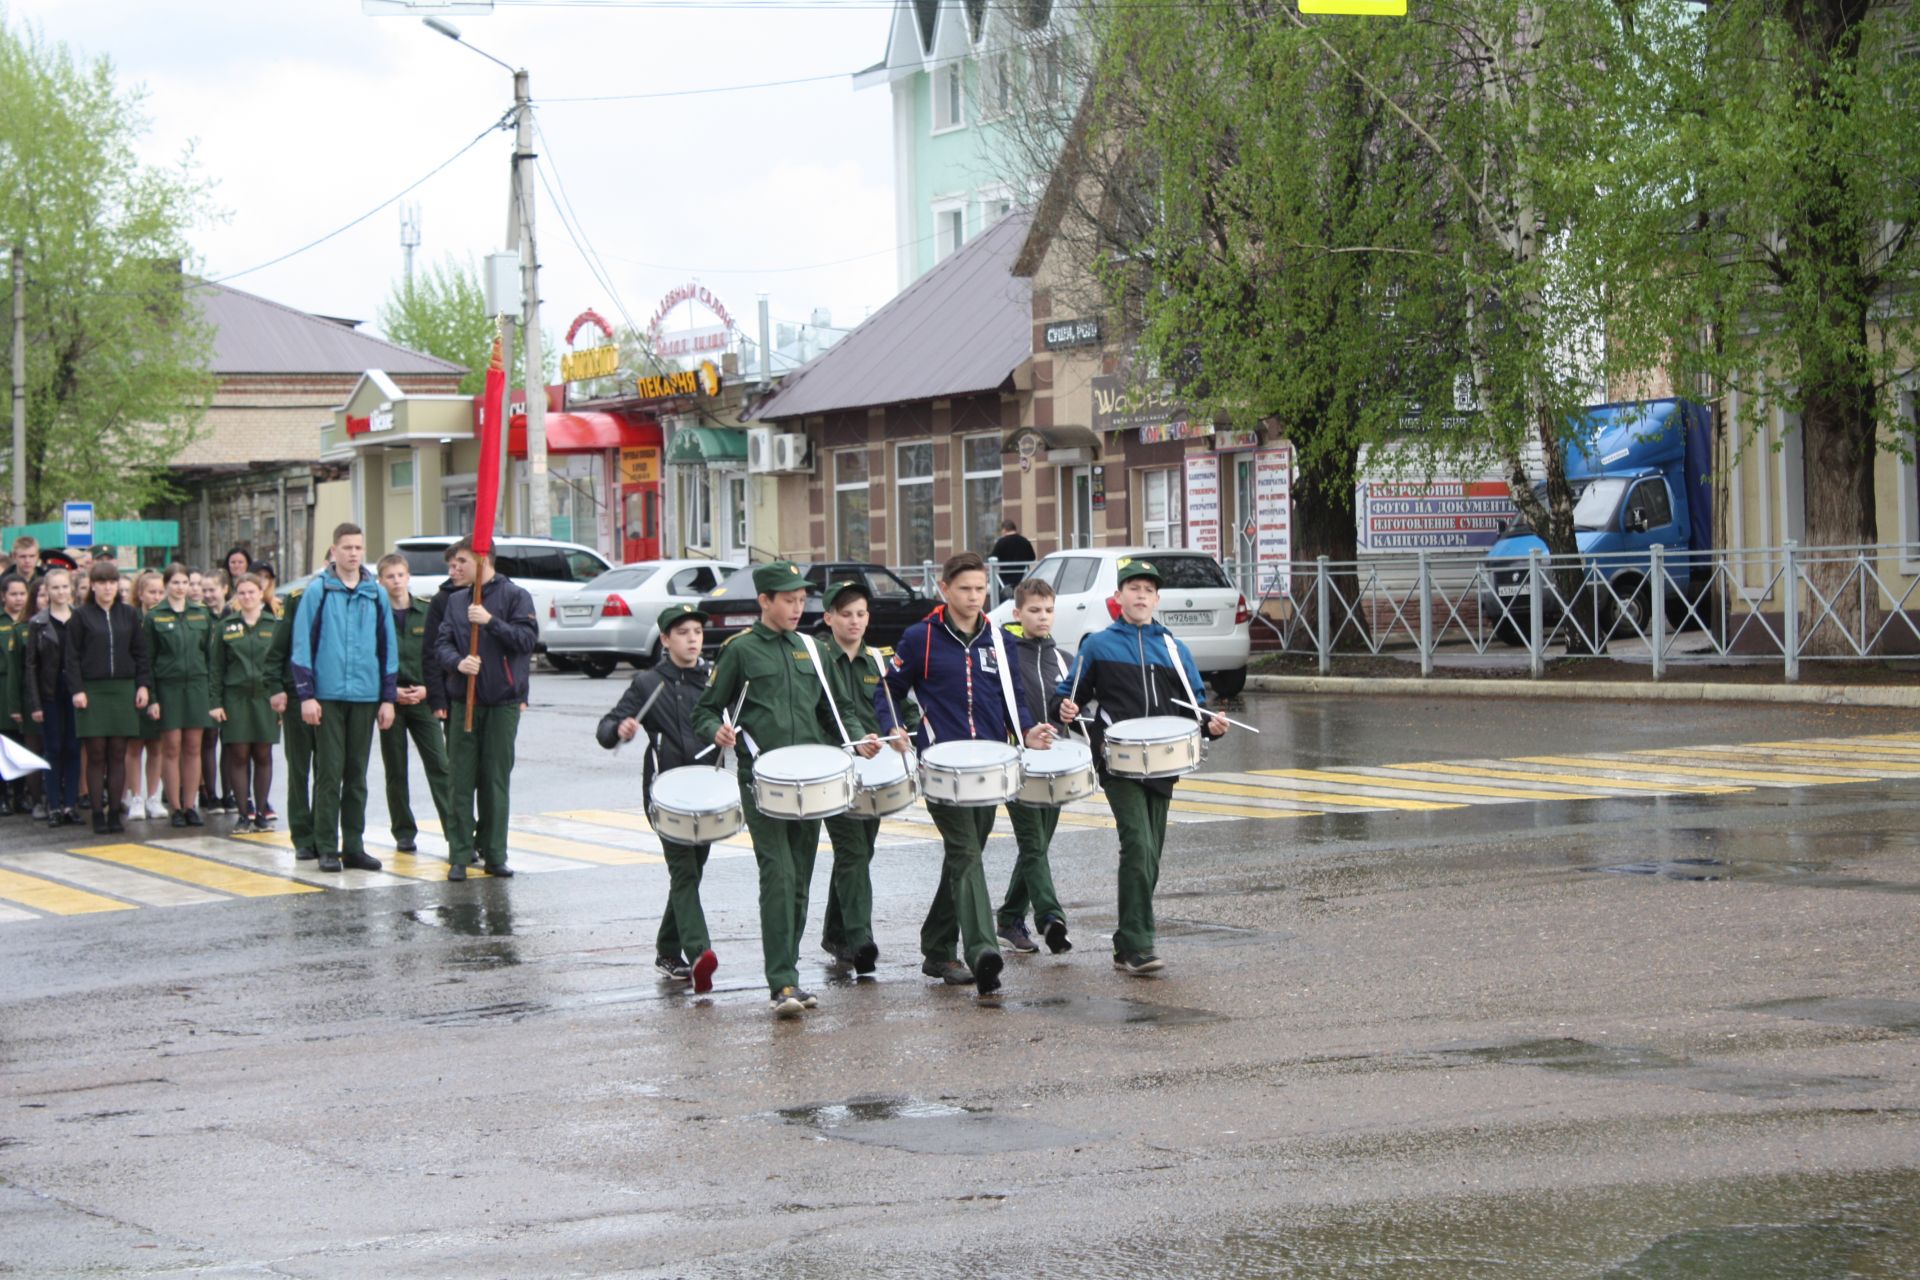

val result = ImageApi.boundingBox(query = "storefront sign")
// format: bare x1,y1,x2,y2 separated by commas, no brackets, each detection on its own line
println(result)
1138,420,1213,445
648,282,736,359
1255,444,1293,593
655,326,730,358
561,344,620,383
1356,478,1516,552
1092,374,1187,437
1184,454,1221,557
1043,317,1101,350
619,447,660,485
1213,429,1260,451
634,359,722,401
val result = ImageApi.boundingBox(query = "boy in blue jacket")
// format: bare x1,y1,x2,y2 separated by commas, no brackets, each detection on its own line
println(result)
878,551,1056,997
1055,557,1229,976
290,523,397,873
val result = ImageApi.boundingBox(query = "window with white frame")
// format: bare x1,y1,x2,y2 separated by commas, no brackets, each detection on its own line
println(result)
979,49,1014,118
682,469,711,548
933,61,965,131
935,204,966,260
1141,468,1183,548
897,441,935,569
979,186,1014,226
962,434,1002,557
834,448,871,560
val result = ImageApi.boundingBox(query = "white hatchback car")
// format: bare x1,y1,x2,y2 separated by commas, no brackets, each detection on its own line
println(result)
393,535,614,654
987,547,1252,697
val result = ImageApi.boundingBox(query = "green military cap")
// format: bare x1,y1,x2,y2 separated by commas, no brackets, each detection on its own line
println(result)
822,578,870,610
752,561,809,594
656,603,706,634
1116,556,1161,586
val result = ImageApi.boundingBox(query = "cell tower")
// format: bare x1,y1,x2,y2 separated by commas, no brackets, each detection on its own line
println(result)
399,203,422,285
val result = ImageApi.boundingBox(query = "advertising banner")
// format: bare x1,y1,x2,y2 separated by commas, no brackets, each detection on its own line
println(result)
1254,444,1292,595
1184,454,1221,557
1356,479,1516,552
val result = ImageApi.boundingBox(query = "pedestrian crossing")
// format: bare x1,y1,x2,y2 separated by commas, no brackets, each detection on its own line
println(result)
0,730,1913,922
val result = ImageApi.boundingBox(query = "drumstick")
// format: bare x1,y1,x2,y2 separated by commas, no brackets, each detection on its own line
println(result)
1171,697,1261,734
615,681,668,756
696,682,753,762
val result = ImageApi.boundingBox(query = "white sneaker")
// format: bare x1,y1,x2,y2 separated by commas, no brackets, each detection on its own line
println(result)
124,791,147,820
148,790,167,818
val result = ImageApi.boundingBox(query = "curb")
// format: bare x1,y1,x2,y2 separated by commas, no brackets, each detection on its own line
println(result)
1245,674,1920,708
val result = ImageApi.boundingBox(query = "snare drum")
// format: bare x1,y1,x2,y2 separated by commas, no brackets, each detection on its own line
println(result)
751,744,857,820
648,766,745,843
1102,716,1204,779
849,748,918,818
1014,738,1098,807
919,740,1023,808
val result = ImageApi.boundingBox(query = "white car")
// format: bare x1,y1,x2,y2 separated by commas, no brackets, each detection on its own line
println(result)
394,535,614,654
544,559,742,677
987,547,1252,697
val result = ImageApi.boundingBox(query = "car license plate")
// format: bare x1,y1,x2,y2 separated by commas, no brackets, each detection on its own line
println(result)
722,614,757,628
1162,610,1212,627
1496,585,1520,597
561,605,595,620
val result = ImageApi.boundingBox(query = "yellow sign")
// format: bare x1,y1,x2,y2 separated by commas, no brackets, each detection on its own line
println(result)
697,359,722,397
561,344,620,383
1299,0,1406,12
635,362,724,400
619,447,659,485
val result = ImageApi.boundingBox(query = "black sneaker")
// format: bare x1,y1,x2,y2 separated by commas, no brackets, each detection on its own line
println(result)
821,940,853,965
91,810,108,835
394,838,417,853
484,864,514,878
1113,952,1164,976
853,941,880,976
317,853,342,873
1042,917,1073,954
769,987,805,1017
184,808,205,828
654,956,691,983
446,864,467,882
255,815,277,832
795,988,820,1009
340,850,382,872
973,950,1005,996
294,846,317,861
105,814,125,834
996,922,1039,954
920,958,973,986
170,811,188,829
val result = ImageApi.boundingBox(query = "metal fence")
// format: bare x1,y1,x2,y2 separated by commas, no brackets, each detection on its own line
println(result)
909,543,1920,682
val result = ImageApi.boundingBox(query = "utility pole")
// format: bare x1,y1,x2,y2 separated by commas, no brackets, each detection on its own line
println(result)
513,70,550,538
10,247,24,528
399,203,421,287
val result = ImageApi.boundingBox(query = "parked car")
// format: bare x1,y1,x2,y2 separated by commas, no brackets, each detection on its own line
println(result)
393,535,613,654
986,547,1252,697
544,559,741,677
697,562,932,657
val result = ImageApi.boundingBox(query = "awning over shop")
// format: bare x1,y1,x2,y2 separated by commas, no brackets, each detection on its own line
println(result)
666,425,750,466
509,411,660,457
1003,424,1102,463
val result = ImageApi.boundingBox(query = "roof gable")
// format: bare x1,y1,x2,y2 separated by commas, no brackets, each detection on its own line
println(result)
195,280,466,377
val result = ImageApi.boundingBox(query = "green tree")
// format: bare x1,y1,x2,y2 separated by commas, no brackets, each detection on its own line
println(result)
377,256,495,396
0,15,215,520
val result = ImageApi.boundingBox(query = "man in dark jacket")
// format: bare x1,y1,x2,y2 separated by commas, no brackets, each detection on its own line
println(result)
433,541,538,880
989,520,1037,594
597,604,718,992
422,543,471,723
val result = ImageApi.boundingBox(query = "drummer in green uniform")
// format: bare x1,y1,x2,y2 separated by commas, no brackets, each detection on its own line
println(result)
374,553,453,854
65,560,150,834
146,563,217,828
691,561,879,1019
265,574,317,859
816,578,920,978
209,573,281,832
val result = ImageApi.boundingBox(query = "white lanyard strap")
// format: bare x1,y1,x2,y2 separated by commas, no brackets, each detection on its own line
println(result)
797,631,852,748
1163,633,1202,725
988,621,1023,745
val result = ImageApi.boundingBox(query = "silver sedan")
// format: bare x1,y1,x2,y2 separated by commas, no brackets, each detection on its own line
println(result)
543,560,740,678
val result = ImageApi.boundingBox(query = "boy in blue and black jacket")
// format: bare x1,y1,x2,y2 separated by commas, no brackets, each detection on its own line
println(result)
996,577,1077,958
1054,556,1230,977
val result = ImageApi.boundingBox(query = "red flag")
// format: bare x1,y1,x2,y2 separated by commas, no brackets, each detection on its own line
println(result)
472,333,506,556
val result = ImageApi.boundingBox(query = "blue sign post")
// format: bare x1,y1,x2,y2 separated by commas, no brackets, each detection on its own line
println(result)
63,502,94,548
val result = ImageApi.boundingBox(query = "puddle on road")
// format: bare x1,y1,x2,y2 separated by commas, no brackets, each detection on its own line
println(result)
1007,994,1227,1028
1439,1037,1887,1101
1598,1218,1896,1277
1580,857,1920,894
1742,996,1920,1035
774,1094,1096,1155
401,903,520,937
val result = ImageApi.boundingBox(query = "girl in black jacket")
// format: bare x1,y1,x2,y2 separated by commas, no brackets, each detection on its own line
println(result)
23,568,81,826
65,561,151,834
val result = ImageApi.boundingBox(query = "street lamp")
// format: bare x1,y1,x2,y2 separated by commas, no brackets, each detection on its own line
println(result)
421,17,551,539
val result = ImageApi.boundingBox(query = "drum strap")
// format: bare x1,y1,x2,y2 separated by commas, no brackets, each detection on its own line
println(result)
797,632,853,749
987,621,1024,746
870,648,917,768
1163,633,1202,726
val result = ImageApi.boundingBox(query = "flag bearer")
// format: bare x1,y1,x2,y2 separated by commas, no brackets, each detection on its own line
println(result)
691,562,878,1019
597,604,719,993
816,578,920,978
878,551,1056,999
209,574,280,831
997,577,1076,957
375,553,454,855
1055,557,1230,976
146,563,217,828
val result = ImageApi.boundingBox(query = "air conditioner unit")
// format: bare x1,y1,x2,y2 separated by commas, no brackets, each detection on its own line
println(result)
747,427,777,474
773,433,811,473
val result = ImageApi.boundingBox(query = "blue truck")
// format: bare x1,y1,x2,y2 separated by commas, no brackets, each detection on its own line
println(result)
1480,398,1713,638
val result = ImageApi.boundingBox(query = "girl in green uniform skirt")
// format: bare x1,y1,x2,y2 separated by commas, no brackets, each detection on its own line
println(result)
0,576,25,815
125,570,166,820
65,560,150,835
209,574,280,833
147,563,215,829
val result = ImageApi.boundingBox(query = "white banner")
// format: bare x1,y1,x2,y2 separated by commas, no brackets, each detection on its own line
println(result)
1254,444,1293,595
1184,454,1221,557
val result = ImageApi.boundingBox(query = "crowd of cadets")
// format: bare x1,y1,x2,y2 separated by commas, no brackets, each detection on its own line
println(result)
0,525,534,879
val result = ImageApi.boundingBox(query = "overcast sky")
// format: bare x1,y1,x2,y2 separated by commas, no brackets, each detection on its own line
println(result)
13,0,899,356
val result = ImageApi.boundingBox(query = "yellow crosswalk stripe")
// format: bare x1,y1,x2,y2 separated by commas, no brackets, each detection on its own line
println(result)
70,844,320,897
0,866,137,915
232,829,447,881
418,817,657,865
1849,733,1920,746
1168,798,1313,819
1183,776,1459,811
1381,762,1744,794
1749,740,1920,759
1253,767,1586,802
1512,756,1859,785
1630,747,1920,774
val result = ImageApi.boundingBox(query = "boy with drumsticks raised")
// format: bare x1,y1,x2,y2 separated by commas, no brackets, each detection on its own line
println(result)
693,562,879,1019
1055,557,1229,977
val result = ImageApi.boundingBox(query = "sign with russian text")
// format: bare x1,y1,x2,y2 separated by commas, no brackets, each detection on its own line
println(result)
1092,374,1186,437
1184,454,1221,557
1042,317,1101,350
1254,444,1292,594
1356,478,1517,552
561,345,619,383
63,502,94,548
619,447,659,485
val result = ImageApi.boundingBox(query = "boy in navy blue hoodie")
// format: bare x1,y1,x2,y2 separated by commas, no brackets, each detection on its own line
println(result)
997,577,1076,958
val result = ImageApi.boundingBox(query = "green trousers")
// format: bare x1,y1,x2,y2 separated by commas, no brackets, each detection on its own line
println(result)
920,802,999,969
656,838,713,962
281,698,315,852
1104,776,1172,957
820,813,880,953
999,802,1065,930
445,704,520,867
380,702,454,844
740,776,820,993
311,700,379,857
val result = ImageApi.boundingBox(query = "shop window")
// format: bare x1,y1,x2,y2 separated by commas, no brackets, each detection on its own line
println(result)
729,474,748,551
443,488,476,539
1141,468,1183,548
835,448,872,561
389,458,414,490
682,470,712,548
962,434,1003,558
897,441,935,570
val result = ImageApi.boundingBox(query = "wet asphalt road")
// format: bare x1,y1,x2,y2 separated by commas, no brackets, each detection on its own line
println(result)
2,679,1918,1278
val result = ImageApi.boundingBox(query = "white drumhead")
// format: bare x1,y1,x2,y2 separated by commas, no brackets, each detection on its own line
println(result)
1105,715,1201,744
922,740,1020,769
1021,738,1092,776
755,744,854,783
854,750,911,785
652,766,737,812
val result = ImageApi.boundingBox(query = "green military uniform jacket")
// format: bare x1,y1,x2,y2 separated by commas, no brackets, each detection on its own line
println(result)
390,595,433,690
0,614,22,728
263,586,306,694
821,640,920,741
691,621,869,780
146,599,215,683
211,609,280,699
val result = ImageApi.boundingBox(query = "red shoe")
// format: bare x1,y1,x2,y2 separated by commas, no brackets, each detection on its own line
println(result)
691,949,718,995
